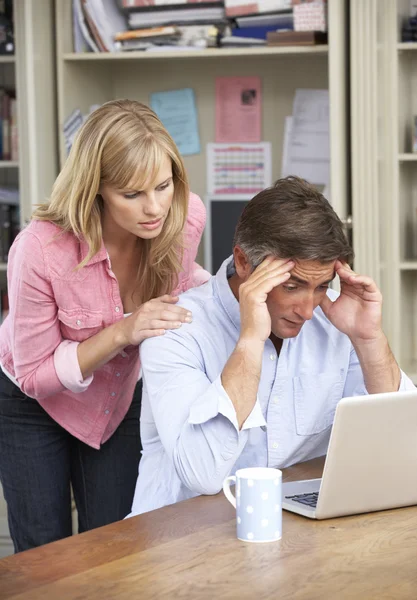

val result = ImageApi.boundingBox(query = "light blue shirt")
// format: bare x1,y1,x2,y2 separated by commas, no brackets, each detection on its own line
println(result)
129,257,415,516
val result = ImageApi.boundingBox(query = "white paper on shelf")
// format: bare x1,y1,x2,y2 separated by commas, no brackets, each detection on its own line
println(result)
281,88,330,187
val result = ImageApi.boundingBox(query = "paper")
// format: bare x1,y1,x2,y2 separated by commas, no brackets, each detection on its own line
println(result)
281,89,330,187
292,88,329,134
215,76,261,143
207,142,271,198
150,88,200,156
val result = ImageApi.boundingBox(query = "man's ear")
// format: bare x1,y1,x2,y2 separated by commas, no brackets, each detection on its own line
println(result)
233,246,252,281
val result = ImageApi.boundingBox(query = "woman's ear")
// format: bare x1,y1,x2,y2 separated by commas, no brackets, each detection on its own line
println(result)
233,246,252,281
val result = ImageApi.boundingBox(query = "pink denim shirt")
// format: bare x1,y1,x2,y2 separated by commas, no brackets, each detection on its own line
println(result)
0,192,211,449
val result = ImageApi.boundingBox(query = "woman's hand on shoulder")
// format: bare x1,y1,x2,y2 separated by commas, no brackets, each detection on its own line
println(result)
117,295,192,346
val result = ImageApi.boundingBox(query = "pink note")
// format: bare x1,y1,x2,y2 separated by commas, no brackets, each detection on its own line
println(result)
215,76,262,143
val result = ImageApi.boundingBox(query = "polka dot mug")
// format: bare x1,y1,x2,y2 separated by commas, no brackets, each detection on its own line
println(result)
223,467,282,543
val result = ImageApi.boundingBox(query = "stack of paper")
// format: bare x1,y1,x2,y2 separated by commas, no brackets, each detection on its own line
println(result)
281,88,330,189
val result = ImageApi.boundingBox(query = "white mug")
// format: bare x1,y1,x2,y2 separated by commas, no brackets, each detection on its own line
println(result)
223,467,282,543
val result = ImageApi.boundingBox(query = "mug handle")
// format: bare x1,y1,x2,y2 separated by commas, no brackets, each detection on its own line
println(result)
223,475,237,508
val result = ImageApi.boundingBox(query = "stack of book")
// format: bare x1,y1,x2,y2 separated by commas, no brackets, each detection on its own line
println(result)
73,0,128,52
0,89,18,161
0,186,19,262
114,0,226,49
119,0,226,29
114,24,220,50
222,0,293,46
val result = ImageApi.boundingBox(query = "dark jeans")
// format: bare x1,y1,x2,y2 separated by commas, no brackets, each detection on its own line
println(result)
0,369,142,553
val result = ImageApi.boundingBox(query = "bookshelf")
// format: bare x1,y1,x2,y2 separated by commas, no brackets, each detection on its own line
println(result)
55,0,349,265
62,45,329,60
350,0,417,383
0,0,57,277
0,0,58,558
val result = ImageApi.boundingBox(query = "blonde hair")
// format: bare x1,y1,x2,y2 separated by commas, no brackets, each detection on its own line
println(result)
33,99,189,303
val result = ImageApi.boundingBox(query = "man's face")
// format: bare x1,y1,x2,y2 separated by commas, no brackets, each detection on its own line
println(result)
266,259,336,339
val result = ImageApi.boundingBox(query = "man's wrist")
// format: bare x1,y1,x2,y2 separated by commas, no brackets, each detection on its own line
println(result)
350,330,386,354
236,336,265,356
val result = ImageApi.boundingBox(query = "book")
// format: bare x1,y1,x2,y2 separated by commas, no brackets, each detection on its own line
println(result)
234,11,292,27
0,203,11,261
267,29,327,45
232,24,291,39
10,96,17,161
1,90,10,160
82,0,108,51
119,0,222,9
224,0,291,18
127,5,225,27
114,25,180,40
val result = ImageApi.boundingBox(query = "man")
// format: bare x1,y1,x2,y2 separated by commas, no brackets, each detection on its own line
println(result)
129,176,415,516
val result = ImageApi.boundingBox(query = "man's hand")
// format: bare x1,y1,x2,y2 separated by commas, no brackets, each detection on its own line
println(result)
319,261,382,343
222,256,293,429
239,257,294,343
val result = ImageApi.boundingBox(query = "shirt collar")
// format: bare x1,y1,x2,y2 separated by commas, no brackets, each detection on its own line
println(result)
79,237,108,266
214,256,242,331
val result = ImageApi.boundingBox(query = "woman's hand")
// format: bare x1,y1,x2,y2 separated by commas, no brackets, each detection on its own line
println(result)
117,295,192,346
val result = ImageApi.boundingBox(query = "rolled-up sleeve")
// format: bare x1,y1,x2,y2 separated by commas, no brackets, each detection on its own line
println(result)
8,232,92,398
141,331,265,496
54,340,93,393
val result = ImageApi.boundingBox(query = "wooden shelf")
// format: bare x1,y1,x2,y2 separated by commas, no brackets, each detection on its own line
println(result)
63,46,329,61
400,261,417,270
0,161,18,168
398,153,417,161
397,42,417,51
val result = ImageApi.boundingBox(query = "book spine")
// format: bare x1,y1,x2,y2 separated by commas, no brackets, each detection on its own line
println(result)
10,96,17,162
0,204,10,262
2,92,10,161
120,0,221,7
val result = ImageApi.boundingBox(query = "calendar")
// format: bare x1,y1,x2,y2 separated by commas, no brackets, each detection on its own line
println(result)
207,143,272,199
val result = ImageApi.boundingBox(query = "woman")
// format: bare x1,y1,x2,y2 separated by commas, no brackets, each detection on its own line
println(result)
0,99,210,552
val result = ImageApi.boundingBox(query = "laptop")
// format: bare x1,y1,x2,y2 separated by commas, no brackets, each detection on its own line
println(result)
282,389,417,519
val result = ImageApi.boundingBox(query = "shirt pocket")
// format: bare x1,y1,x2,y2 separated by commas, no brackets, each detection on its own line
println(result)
293,371,345,436
57,307,103,343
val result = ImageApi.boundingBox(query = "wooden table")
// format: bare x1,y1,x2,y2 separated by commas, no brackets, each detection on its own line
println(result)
1,457,417,599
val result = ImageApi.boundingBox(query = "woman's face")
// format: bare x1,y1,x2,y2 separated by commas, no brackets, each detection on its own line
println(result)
100,153,174,240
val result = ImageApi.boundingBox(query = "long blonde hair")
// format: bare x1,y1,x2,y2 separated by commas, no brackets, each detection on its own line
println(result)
33,99,189,303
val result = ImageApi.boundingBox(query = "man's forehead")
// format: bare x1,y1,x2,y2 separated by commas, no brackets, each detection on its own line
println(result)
289,259,336,283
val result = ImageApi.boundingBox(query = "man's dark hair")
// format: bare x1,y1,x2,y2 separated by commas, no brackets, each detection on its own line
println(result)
233,176,354,267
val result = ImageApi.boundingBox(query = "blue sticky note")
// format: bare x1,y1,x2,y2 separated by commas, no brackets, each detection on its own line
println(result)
150,88,200,156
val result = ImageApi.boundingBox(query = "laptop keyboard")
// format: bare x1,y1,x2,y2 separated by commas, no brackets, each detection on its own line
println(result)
285,492,319,508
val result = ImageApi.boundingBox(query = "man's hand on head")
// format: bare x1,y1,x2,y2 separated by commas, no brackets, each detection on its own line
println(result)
238,257,294,345
319,260,383,344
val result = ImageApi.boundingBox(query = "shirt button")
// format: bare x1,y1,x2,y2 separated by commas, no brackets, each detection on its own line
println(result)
270,354,276,361
115,306,120,313
111,392,116,397
104,410,110,415
116,372,120,377
272,442,279,449
273,396,279,404
76,319,81,326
